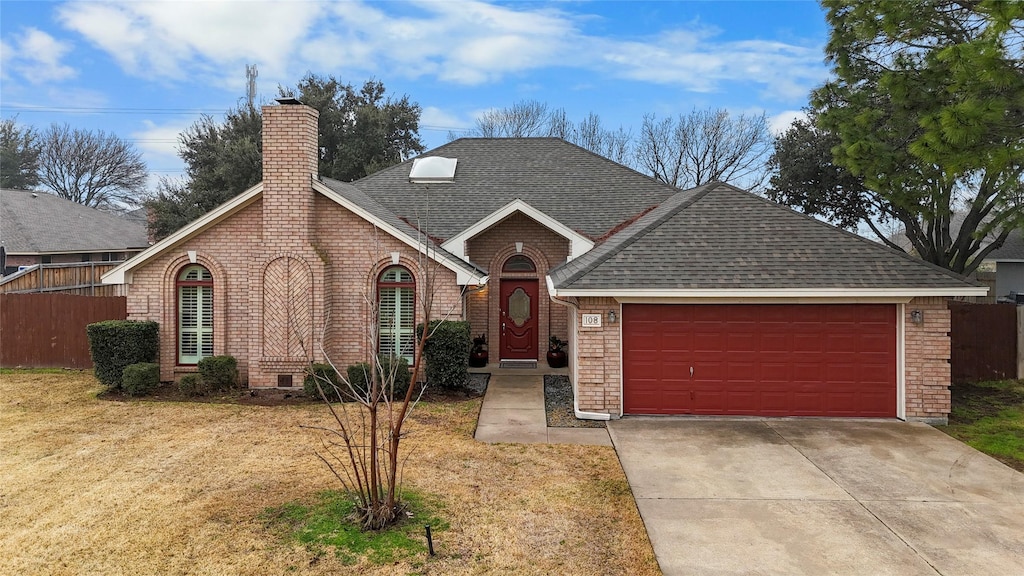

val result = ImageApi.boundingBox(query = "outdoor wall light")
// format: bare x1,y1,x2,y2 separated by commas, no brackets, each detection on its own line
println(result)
910,309,924,325
608,310,618,323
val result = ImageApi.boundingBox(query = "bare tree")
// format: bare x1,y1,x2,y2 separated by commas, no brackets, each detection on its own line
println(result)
1,116,41,190
37,123,149,208
572,112,633,166
636,109,773,190
452,99,635,166
302,228,460,530
471,99,552,138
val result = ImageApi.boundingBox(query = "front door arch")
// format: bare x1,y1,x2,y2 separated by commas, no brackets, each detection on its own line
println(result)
499,278,539,360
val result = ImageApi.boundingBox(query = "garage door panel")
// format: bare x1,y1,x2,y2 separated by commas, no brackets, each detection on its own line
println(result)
760,362,791,382
623,304,896,417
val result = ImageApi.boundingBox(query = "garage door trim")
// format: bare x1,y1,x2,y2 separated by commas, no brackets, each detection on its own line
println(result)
620,302,903,418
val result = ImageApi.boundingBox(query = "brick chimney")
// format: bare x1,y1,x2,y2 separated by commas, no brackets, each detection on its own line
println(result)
261,98,319,243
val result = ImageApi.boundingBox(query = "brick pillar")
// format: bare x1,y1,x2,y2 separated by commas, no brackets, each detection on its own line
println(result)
250,100,323,388
904,297,952,424
261,100,319,243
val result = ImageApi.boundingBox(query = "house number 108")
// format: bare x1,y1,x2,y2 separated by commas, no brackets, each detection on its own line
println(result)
582,314,602,327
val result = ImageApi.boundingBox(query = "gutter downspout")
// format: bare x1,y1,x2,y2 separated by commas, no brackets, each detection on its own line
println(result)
546,275,611,421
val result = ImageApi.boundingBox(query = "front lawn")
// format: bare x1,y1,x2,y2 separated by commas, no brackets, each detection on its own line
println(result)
937,379,1024,472
0,371,658,575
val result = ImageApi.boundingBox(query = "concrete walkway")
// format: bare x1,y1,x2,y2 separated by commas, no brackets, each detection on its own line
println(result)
473,372,612,446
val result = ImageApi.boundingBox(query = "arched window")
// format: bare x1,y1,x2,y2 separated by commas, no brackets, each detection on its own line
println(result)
502,254,536,273
378,266,415,364
177,264,213,364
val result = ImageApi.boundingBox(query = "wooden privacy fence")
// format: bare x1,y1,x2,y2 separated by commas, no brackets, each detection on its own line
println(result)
0,262,125,296
949,302,1021,384
0,293,127,368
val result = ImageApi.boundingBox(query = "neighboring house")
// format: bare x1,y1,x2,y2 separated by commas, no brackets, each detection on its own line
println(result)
986,230,1024,301
103,100,985,424
887,217,1023,301
0,188,150,275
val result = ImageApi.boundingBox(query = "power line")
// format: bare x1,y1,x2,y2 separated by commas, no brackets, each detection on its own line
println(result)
3,105,470,131
2,105,224,115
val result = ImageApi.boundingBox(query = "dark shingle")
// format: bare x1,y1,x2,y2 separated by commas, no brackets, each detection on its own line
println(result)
351,138,678,241
551,183,979,291
1,189,150,254
988,230,1024,261
317,180,486,278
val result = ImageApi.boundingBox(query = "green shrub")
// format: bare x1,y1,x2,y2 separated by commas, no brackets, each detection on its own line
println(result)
87,320,159,389
198,356,237,391
304,363,343,402
122,362,160,397
347,356,412,400
178,373,206,396
417,320,470,389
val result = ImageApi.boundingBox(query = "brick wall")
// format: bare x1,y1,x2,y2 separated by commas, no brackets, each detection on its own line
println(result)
573,297,620,416
125,102,462,387
904,296,953,423
466,212,570,362
262,103,318,243
125,200,260,382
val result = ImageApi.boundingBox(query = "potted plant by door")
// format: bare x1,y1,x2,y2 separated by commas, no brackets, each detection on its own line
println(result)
547,336,568,368
469,333,489,367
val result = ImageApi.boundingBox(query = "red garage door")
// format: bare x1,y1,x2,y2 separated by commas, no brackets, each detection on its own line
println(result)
623,304,896,417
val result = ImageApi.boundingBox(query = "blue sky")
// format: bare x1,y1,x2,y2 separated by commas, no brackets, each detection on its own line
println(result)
1,1,830,185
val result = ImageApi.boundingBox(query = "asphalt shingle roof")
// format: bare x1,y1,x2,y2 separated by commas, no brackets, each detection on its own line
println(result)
318,179,486,278
1,189,150,254
550,183,980,291
350,138,678,241
988,230,1024,261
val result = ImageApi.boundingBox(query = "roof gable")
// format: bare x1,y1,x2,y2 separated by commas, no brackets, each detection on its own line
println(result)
550,183,985,297
351,138,677,241
103,179,487,285
440,199,595,263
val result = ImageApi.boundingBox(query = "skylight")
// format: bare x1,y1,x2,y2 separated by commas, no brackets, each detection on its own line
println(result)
409,157,457,183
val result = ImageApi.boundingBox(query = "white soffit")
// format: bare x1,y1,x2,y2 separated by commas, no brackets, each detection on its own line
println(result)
410,157,457,183
441,198,595,261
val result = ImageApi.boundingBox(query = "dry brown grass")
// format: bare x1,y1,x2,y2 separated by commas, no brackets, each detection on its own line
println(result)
0,372,660,575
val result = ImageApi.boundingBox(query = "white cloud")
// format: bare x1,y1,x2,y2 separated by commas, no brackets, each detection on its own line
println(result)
57,1,324,87
132,119,185,162
420,106,470,131
132,119,190,190
2,27,76,83
768,109,808,134
54,0,825,100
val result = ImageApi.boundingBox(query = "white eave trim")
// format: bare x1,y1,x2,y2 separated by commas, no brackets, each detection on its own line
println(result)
440,198,594,262
547,285,989,299
313,181,487,285
101,183,264,284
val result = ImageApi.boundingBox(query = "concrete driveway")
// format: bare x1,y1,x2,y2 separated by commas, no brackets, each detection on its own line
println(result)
608,419,1024,576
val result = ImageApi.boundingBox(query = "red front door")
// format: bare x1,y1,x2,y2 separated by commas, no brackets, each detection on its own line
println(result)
500,279,538,360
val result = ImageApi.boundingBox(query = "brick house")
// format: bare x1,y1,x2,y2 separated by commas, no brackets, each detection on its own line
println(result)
104,100,985,423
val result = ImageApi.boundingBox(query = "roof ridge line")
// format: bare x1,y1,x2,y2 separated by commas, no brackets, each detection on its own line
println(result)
553,181,718,287
732,186,981,287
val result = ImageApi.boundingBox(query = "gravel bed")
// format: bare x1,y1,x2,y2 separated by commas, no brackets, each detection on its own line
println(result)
463,372,489,396
544,375,606,428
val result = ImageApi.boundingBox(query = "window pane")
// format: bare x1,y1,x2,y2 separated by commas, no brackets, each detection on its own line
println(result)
178,267,213,364
379,285,415,363
503,255,536,272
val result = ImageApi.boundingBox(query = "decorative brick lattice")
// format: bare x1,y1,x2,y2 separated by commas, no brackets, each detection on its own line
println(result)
262,256,313,358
